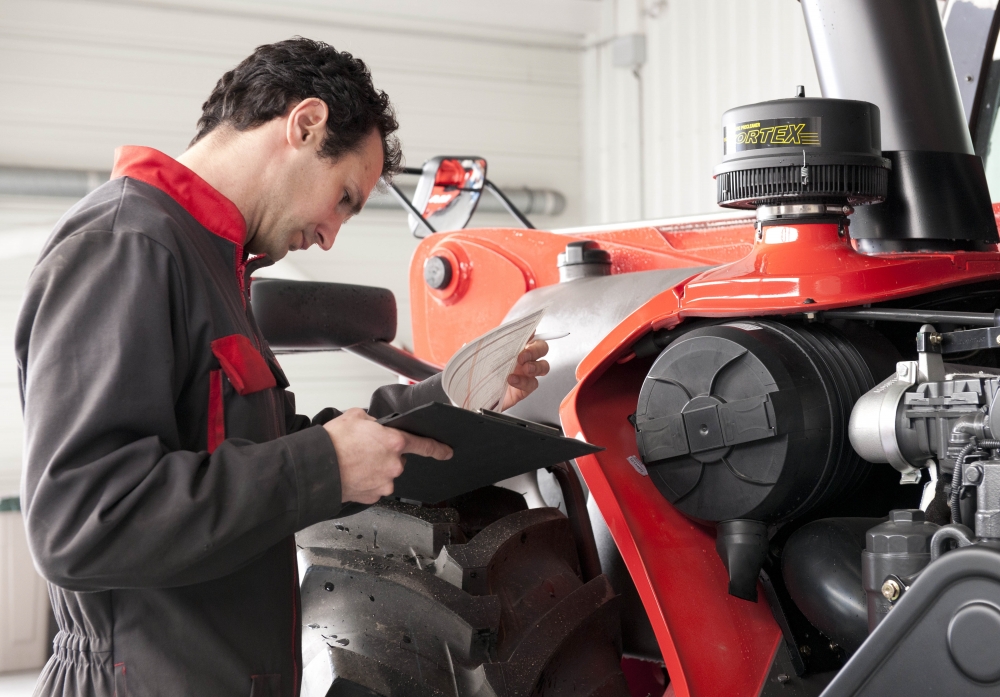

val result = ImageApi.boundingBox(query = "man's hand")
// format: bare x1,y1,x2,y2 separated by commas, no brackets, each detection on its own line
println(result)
324,408,453,504
500,339,550,411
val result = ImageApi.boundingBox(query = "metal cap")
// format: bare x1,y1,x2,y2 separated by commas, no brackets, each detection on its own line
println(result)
557,240,611,267
557,240,611,282
866,509,939,554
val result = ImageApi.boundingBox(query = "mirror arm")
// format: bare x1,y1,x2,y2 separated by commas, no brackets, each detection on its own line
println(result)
484,180,535,229
388,182,437,237
345,341,441,382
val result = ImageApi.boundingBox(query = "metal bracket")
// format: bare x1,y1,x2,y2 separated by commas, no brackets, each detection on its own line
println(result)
938,325,1000,354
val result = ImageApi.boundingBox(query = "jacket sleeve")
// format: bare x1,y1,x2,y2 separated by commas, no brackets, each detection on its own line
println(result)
17,230,345,592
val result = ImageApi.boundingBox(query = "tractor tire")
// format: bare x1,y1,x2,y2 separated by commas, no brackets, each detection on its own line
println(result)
297,487,629,697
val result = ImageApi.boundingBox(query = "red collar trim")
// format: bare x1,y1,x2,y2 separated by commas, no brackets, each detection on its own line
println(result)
111,146,247,248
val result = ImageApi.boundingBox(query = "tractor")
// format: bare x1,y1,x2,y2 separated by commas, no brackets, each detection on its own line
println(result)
252,1,1000,695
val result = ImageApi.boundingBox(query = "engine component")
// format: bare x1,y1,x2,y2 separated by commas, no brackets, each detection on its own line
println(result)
862,509,939,632
801,0,999,251
848,325,1000,483
782,517,878,654
715,96,889,210
556,240,611,282
820,546,1000,697
633,320,896,524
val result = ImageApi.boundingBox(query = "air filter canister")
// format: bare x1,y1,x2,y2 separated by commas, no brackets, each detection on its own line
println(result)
633,320,897,524
715,97,890,209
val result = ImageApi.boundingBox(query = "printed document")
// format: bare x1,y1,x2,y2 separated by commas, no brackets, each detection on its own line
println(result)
442,310,544,412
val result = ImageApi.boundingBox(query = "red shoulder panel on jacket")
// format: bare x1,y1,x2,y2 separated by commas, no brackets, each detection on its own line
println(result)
111,145,246,248
211,335,277,396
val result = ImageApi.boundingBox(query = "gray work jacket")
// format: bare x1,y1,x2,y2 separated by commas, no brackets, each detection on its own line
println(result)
15,146,443,697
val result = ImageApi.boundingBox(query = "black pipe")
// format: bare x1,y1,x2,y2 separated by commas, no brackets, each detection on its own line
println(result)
345,341,441,382
802,0,971,154
817,308,1000,327
801,0,999,249
548,462,602,583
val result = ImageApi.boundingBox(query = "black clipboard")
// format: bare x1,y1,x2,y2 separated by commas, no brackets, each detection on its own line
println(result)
377,402,603,503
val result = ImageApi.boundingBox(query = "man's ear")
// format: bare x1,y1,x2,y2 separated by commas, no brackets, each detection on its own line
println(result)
286,98,329,151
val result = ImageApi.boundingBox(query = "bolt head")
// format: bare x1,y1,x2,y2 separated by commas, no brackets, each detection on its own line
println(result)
882,578,901,602
423,255,453,290
968,466,984,484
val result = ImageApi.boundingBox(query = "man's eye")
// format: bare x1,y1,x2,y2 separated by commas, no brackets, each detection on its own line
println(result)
341,192,351,206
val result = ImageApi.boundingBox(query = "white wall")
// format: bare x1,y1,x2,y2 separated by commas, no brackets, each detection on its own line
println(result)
582,0,820,223
0,508,50,672
0,0,596,494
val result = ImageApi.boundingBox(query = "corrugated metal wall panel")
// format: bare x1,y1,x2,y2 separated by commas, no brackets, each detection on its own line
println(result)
582,0,820,223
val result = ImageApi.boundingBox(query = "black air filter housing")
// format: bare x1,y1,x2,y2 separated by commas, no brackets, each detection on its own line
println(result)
633,321,897,524
715,98,890,209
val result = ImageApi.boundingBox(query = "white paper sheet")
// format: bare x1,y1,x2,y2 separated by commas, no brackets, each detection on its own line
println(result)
442,310,544,412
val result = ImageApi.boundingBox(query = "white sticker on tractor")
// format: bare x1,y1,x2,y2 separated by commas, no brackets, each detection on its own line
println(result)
627,455,648,476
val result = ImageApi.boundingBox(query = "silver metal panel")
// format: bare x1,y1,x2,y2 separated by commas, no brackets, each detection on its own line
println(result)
502,266,708,426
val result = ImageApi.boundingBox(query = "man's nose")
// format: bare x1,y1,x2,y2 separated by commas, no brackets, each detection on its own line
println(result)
318,221,341,251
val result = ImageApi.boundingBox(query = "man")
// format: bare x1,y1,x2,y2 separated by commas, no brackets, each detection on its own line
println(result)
16,38,548,697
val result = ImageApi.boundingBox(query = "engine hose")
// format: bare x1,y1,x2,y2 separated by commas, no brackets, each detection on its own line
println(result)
950,439,1000,525
951,441,979,526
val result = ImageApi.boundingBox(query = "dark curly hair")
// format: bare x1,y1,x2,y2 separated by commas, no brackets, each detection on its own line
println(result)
191,37,401,177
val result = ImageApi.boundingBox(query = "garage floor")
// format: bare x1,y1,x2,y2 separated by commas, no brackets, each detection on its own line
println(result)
0,670,38,697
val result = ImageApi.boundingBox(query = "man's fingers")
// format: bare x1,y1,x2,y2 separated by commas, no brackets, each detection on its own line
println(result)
398,431,453,460
341,407,376,421
508,374,538,392
520,359,549,377
519,340,549,364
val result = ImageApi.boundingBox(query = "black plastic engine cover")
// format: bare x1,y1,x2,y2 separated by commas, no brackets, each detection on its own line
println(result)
634,321,894,523
821,546,1000,696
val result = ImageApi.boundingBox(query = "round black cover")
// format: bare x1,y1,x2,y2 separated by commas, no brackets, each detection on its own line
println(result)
634,321,887,523
715,97,890,208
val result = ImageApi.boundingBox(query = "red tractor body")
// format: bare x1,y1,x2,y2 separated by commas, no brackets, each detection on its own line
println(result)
406,208,1000,696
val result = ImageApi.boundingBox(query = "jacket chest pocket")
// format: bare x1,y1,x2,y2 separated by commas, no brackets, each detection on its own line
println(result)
207,334,285,452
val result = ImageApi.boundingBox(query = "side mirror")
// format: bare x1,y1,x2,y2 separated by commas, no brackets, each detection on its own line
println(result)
409,156,487,235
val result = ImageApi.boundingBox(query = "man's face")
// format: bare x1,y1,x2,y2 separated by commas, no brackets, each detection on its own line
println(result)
248,127,384,261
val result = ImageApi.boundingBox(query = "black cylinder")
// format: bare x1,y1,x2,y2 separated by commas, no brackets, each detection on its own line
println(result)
862,509,940,632
850,151,998,251
634,321,897,524
716,519,769,602
800,0,999,248
783,518,881,653
715,97,890,209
